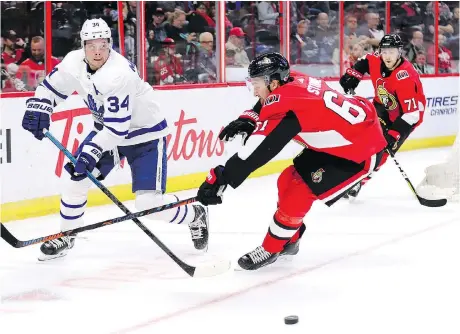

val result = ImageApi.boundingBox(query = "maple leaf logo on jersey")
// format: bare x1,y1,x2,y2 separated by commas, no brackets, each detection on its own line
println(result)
311,168,325,183
376,79,398,110
85,94,104,123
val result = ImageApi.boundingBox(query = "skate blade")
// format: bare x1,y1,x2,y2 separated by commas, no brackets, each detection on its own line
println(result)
278,254,296,262
38,251,68,262
347,195,358,203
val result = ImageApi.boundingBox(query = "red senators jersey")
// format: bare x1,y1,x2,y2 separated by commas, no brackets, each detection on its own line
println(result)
1,49,24,65
153,55,183,84
19,57,60,89
365,53,426,127
258,74,387,163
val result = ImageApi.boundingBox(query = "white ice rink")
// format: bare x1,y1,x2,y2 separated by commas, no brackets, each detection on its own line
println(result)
1,147,459,334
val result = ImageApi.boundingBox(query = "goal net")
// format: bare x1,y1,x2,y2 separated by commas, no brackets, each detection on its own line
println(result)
416,135,459,202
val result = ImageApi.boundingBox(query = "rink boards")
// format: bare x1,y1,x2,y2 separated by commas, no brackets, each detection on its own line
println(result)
1,77,458,222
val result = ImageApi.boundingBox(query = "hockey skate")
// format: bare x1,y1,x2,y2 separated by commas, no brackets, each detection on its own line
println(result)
280,239,301,256
38,235,76,261
345,181,362,201
279,223,306,258
237,246,280,271
188,205,209,251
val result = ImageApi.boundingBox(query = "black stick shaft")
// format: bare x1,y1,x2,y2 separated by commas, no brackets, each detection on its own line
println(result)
43,131,199,276
387,149,447,207
1,197,196,247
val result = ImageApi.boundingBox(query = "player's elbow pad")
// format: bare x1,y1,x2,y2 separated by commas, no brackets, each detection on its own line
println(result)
224,111,301,189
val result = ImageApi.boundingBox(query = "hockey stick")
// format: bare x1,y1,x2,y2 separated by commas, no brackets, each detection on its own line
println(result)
0,197,196,248
346,90,447,207
386,149,447,207
39,130,229,277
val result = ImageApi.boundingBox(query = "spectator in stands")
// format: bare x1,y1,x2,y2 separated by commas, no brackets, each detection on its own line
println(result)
291,19,318,64
197,32,217,82
209,3,233,30
438,2,454,37
344,14,370,52
187,2,214,34
150,8,167,43
164,9,197,54
403,29,425,63
427,34,453,73
225,48,237,66
125,23,136,63
2,63,26,92
344,3,369,23
147,29,156,54
226,27,250,67
449,7,459,66
357,12,384,51
344,14,359,37
347,42,365,68
153,38,184,85
424,2,453,41
257,1,279,25
1,30,27,65
453,7,459,36
156,1,177,13
19,36,60,90
392,2,424,32
413,51,433,74
309,12,337,64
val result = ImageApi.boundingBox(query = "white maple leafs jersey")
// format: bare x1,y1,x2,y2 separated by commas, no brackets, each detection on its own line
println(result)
34,49,169,152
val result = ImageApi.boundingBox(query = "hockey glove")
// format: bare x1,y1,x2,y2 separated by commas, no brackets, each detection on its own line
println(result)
384,130,401,153
65,142,103,181
219,110,259,145
339,68,363,94
197,166,228,206
22,98,53,140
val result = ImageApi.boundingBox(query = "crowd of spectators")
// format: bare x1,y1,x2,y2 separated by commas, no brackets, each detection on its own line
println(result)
144,1,283,85
2,1,459,92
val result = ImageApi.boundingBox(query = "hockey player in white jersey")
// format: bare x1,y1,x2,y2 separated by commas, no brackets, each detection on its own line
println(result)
21,19,209,261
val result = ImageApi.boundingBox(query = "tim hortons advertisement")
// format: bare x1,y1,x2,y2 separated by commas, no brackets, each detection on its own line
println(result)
1,78,458,204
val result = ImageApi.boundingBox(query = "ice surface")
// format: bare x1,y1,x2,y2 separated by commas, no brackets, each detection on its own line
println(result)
1,148,459,334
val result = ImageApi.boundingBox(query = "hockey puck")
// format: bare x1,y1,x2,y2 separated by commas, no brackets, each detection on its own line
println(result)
284,315,299,325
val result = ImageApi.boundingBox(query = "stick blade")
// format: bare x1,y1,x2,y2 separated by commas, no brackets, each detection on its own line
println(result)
192,259,232,278
0,224,19,248
417,196,448,207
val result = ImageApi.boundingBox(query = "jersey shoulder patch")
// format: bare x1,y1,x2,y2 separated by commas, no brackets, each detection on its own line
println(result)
264,94,281,106
396,70,409,80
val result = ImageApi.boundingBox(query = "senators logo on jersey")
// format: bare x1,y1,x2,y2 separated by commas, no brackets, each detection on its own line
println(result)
376,79,398,110
311,168,325,183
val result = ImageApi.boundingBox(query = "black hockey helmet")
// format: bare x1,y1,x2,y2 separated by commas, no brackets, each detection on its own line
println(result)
248,52,290,85
379,34,403,49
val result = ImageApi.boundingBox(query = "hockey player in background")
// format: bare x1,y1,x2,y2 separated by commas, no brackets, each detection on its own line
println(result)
21,19,209,261
339,34,426,199
196,52,387,270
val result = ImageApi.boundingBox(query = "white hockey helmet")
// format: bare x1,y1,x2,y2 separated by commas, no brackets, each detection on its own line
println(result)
80,18,112,48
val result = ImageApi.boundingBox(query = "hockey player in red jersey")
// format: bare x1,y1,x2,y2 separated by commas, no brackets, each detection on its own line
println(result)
339,34,426,199
196,53,387,270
